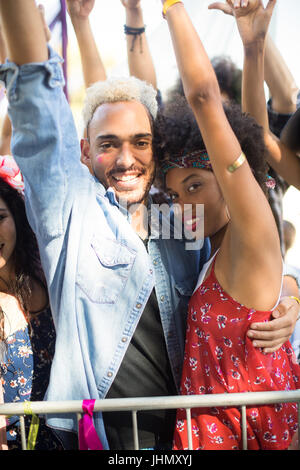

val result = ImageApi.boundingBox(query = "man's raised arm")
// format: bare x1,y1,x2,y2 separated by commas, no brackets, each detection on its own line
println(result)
0,0,83,242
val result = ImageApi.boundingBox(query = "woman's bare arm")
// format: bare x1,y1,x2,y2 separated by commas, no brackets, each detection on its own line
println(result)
66,0,106,88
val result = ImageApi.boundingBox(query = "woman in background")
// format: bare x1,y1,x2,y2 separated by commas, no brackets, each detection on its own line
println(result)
0,158,62,450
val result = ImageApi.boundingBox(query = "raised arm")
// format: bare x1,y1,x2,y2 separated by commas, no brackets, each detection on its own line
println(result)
161,0,279,252
0,22,7,63
0,4,51,157
229,1,274,131
162,0,300,352
0,23,11,155
264,34,299,115
219,0,299,350
0,0,48,64
121,0,157,89
66,0,106,88
228,0,300,189
209,2,298,122
0,0,83,242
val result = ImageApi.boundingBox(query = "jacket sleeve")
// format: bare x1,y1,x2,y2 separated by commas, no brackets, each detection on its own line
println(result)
0,46,87,240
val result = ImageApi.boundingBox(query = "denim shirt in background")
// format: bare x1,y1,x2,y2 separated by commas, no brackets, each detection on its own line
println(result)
0,48,210,449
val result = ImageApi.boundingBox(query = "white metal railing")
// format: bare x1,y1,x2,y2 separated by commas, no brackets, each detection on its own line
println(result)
1,390,300,450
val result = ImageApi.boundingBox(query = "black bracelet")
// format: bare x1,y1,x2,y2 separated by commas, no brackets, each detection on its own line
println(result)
124,25,146,53
124,25,146,35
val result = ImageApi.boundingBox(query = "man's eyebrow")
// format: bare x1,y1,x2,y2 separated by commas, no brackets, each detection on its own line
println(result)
132,133,153,139
95,133,153,141
95,134,119,141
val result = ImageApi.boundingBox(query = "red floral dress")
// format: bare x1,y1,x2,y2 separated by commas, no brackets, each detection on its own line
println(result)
173,257,300,450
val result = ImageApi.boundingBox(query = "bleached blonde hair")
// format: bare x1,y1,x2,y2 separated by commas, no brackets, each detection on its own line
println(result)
82,76,158,129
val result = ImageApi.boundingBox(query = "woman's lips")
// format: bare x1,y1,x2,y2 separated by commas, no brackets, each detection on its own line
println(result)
184,216,202,232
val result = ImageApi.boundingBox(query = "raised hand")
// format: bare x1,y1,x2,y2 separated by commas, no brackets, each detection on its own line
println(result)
66,0,95,20
209,0,276,46
121,0,141,8
38,4,51,42
65,0,106,87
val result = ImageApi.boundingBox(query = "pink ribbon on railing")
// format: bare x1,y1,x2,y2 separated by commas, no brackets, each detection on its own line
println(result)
78,400,103,450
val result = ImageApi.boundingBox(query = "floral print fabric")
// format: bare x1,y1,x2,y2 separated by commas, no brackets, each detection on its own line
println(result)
173,258,300,450
0,307,62,450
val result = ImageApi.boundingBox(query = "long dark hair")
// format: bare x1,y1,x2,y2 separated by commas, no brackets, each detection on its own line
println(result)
0,179,45,320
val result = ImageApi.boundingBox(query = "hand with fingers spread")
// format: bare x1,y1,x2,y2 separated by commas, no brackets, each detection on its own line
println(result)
209,0,276,46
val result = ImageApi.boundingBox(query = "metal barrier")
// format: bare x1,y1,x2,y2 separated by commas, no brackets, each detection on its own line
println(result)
1,390,300,450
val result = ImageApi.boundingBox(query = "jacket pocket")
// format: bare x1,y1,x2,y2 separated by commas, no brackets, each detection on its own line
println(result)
76,235,136,304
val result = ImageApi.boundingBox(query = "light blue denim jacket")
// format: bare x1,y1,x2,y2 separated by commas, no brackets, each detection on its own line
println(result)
0,49,210,448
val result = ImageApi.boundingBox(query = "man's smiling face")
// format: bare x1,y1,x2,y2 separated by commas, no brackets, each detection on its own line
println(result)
81,100,155,207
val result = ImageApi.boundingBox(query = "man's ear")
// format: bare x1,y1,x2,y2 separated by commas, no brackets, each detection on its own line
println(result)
80,138,93,174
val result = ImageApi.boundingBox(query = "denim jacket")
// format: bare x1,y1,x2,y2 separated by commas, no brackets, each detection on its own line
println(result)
0,49,209,448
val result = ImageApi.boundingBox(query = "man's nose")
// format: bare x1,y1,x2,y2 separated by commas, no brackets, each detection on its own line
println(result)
115,142,135,168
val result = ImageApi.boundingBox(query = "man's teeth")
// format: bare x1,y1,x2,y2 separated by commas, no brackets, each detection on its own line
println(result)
113,175,139,182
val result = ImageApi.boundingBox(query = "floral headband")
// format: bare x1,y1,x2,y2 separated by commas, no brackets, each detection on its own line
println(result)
160,148,276,189
160,149,212,173
0,155,24,192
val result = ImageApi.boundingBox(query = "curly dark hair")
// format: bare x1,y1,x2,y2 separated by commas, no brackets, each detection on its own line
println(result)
0,179,45,319
166,56,242,106
211,56,242,105
153,94,269,195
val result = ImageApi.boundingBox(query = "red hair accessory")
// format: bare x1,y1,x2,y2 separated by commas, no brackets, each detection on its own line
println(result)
0,155,24,191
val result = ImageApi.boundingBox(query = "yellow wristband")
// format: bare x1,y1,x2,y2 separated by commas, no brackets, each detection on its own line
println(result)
290,296,300,321
163,0,183,17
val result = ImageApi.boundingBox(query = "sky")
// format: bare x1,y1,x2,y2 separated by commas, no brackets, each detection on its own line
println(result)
43,0,300,94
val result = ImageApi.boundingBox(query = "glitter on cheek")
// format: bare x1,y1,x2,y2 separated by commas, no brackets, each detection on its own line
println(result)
96,153,110,164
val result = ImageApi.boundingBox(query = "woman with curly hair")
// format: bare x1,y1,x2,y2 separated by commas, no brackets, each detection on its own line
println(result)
0,158,62,450
157,0,300,451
